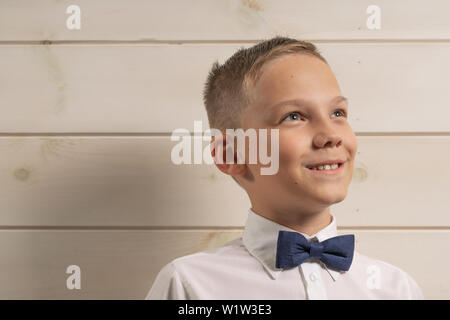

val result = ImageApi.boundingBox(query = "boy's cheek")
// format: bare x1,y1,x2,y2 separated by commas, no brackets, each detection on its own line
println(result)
277,145,300,168
347,127,359,153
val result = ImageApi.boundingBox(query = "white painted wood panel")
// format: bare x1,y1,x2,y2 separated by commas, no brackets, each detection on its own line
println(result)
1,0,450,41
1,44,450,133
1,136,448,227
0,229,444,299
1,0,447,301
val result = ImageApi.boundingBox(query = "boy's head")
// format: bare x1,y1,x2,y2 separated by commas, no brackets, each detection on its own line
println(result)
202,36,358,218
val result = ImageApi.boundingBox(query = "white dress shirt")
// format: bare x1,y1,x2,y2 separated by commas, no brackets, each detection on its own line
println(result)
145,208,424,300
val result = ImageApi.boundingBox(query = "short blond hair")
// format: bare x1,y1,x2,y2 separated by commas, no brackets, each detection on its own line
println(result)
202,36,328,134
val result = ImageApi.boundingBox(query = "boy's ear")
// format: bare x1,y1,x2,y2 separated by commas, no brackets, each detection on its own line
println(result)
210,134,246,177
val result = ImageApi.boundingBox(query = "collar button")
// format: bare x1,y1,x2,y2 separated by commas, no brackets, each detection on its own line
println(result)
309,272,318,282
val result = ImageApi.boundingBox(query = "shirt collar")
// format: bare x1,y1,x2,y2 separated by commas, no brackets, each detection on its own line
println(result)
242,207,344,281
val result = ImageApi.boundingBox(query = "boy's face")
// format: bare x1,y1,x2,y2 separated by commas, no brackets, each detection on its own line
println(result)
238,53,358,215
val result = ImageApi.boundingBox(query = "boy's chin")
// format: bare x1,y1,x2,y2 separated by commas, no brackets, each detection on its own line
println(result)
311,189,348,206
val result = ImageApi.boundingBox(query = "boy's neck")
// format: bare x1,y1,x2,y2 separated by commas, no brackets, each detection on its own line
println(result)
252,206,333,236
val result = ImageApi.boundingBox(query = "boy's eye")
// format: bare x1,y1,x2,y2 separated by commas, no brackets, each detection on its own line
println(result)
282,112,304,122
332,109,347,118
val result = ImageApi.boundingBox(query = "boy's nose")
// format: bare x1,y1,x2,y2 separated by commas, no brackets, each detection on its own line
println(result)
312,132,342,149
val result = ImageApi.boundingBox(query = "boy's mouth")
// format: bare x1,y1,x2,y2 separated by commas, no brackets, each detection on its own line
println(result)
305,160,345,171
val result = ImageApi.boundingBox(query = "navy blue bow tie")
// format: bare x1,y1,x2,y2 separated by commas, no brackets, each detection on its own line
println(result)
275,230,355,271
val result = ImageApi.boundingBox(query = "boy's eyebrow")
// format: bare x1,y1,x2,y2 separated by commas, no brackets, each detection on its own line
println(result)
267,95,349,111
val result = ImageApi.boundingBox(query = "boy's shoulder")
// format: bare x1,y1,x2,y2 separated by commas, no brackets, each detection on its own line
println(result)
352,251,424,299
163,237,246,272
145,238,245,299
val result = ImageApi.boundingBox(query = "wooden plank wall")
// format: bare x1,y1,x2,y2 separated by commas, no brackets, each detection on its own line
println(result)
0,0,449,299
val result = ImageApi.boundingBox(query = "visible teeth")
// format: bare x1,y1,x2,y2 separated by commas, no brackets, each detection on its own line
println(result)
310,163,339,170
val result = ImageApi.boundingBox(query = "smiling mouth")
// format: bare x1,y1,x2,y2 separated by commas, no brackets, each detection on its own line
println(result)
307,162,343,170
304,162,345,175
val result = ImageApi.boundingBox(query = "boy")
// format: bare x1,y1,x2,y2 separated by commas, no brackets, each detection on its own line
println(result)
145,36,424,299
